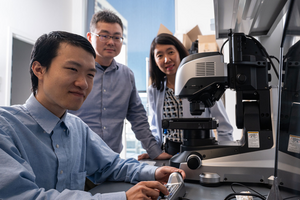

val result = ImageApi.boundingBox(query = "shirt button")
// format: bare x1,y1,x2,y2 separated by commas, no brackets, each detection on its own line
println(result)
56,144,59,148
104,127,106,129
104,89,106,92
60,170,63,174
104,108,106,110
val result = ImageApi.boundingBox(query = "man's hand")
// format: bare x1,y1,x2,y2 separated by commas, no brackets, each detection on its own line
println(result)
125,181,168,200
155,166,186,184
137,153,149,160
137,152,172,161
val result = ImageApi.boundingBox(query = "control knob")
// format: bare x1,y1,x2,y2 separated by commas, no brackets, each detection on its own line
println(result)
187,153,202,170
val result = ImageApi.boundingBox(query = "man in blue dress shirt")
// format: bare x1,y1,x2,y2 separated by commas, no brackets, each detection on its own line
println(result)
0,31,185,200
69,10,172,160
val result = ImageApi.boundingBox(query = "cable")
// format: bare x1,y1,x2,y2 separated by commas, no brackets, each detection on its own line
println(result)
224,192,266,200
220,34,279,79
225,182,300,200
220,39,229,54
269,55,280,64
230,183,266,200
246,35,279,79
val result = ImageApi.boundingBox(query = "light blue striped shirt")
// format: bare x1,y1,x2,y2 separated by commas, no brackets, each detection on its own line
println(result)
0,94,157,200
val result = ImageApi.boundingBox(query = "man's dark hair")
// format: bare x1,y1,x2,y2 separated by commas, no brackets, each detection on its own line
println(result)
149,33,189,91
29,31,96,95
90,9,123,33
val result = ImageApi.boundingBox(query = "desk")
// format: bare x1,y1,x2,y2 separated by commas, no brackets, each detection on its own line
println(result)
89,181,297,199
89,160,297,199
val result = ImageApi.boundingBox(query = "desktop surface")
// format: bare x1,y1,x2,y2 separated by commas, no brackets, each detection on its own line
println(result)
89,180,297,199
89,160,297,199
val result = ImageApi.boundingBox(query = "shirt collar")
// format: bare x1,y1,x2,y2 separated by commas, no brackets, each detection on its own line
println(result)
96,60,119,71
24,94,68,134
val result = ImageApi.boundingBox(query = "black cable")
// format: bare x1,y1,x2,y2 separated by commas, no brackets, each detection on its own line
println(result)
226,182,300,200
230,183,266,200
246,35,279,79
220,34,279,79
224,192,266,200
220,39,229,54
270,55,280,64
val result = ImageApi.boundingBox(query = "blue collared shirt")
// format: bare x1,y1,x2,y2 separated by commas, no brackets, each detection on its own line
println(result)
69,60,162,159
0,94,157,200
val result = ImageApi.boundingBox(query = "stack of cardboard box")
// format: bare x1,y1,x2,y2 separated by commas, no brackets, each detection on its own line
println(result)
157,24,219,53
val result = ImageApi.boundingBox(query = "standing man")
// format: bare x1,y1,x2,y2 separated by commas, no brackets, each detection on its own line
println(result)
0,31,185,200
70,10,171,160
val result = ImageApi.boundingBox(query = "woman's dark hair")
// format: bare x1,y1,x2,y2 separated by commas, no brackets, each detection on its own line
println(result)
149,33,189,91
29,31,96,95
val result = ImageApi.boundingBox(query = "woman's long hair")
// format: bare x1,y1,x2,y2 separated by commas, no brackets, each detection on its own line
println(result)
149,33,189,91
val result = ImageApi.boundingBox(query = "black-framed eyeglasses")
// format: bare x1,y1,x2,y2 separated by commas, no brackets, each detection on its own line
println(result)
91,32,123,43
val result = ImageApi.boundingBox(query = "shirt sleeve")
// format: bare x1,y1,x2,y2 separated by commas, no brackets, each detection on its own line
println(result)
210,100,234,141
0,116,157,200
148,85,162,145
84,127,158,184
0,121,122,200
125,70,162,159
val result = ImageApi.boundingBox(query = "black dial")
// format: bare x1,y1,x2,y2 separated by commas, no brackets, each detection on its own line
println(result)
187,154,202,170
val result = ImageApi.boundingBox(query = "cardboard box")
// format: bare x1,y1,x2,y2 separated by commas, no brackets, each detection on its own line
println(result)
157,24,173,35
157,24,218,52
198,35,219,53
157,24,202,50
181,25,202,50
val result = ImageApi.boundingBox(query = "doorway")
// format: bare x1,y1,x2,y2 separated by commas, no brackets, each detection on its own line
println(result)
10,37,33,105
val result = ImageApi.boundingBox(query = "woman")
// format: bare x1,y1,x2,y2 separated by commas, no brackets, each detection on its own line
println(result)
138,33,233,160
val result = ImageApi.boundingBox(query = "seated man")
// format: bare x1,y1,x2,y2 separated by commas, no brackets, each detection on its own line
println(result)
0,31,185,200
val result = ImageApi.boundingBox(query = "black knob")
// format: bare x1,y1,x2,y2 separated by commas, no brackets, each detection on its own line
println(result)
187,154,202,170
268,74,272,82
236,74,247,83
162,119,169,129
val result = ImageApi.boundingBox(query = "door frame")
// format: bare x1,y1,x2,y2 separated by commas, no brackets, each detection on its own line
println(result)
6,27,35,105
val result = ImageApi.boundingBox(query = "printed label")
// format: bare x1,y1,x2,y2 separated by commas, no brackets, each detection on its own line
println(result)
248,131,260,148
287,135,300,154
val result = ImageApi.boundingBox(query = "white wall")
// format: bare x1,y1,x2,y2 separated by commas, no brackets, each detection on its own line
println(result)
0,0,86,106
175,0,215,35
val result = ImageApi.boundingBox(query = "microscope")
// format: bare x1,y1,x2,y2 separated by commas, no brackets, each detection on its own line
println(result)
162,32,275,185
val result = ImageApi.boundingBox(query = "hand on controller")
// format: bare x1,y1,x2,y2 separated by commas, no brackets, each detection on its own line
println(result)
158,171,186,200
126,181,168,200
125,166,185,200
155,166,186,184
